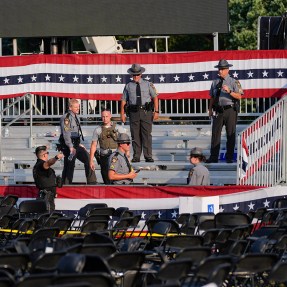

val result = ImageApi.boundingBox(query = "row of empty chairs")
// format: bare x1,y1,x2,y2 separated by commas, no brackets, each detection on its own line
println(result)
0,195,287,286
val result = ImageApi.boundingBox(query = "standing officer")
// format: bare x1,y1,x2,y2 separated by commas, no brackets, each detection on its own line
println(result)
121,63,159,163
206,59,244,164
33,145,64,212
108,133,138,185
187,147,210,185
59,99,97,184
89,109,126,184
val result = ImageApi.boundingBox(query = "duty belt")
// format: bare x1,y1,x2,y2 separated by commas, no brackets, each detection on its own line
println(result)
219,105,234,110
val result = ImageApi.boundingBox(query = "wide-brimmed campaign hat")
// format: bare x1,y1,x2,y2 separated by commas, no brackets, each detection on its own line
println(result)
116,133,132,144
214,59,233,69
127,63,145,75
190,147,204,157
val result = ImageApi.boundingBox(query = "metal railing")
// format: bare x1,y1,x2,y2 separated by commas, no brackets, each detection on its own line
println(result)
237,96,287,186
0,95,277,125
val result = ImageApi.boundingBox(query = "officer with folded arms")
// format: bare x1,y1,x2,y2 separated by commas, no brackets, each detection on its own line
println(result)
33,145,64,212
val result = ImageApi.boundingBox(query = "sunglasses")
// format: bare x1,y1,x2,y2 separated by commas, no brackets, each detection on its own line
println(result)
43,152,49,155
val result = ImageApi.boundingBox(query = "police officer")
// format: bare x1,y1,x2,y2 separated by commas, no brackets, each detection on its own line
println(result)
33,145,64,212
121,63,159,163
187,147,210,186
90,109,126,184
206,59,244,164
108,133,138,185
59,99,97,184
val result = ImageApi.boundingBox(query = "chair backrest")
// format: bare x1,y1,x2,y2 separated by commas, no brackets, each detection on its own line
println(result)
80,243,117,258
57,253,86,274
215,212,251,228
18,199,47,218
0,194,18,207
165,235,203,250
80,220,109,234
107,251,145,272
78,203,108,218
272,198,287,209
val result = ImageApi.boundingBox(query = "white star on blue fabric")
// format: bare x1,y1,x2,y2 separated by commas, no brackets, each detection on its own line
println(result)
171,210,178,218
247,71,254,78
115,75,122,83
31,75,37,82
248,202,255,210
87,76,93,83
101,76,107,83
263,199,270,208
219,206,224,212
203,73,209,79
145,76,151,81
233,204,239,211
59,75,65,82
232,71,239,78
188,74,195,81
141,211,146,219
277,70,284,77
17,76,23,83
45,74,51,81
73,75,79,82
174,75,180,82
158,211,162,218
262,70,268,77
159,75,165,82
4,78,9,84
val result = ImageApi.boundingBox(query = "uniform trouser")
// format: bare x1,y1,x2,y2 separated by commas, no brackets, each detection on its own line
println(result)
210,108,237,161
100,154,111,184
62,145,97,185
129,109,153,159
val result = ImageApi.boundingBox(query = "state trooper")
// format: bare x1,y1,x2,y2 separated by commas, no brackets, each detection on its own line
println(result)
120,63,159,163
89,109,126,184
108,133,138,185
187,147,210,186
206,59,244,164
59,99,97,185
33,145,64,212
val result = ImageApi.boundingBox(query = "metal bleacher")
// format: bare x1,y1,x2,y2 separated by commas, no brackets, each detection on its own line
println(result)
0,124,247,186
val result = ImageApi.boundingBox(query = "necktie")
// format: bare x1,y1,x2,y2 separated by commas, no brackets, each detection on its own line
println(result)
136,82,142,106
124,154,132,172
75,115,84,141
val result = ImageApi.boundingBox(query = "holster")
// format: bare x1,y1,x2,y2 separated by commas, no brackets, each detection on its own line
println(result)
95,150,101,165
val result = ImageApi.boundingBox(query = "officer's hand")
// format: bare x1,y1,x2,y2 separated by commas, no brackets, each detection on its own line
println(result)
90,161,95,171
121,113,126,123
222,85,230,93
129,171,138,179
57,153,64,160
208,109,213,118
70,147,76,155
153,112,159,121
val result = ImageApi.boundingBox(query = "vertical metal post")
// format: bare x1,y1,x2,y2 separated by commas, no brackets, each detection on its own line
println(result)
213,32,219,51
13,39,18,55
282,97,287,184
29,94,33,148
0,38,2,56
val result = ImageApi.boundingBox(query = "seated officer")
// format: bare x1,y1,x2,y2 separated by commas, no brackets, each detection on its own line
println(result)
108,133,138,185
33,145,64,212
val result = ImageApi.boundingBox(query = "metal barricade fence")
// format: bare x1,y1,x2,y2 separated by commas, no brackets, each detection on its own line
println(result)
0,95,278,124
237,96,287,186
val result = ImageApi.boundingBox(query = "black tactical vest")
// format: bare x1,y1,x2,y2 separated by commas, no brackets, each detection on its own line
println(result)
99,122,118,150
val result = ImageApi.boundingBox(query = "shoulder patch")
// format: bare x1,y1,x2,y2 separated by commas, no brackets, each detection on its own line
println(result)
64,118,70,131
112,156,118,163
235,80,243,94
150,82,158,94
